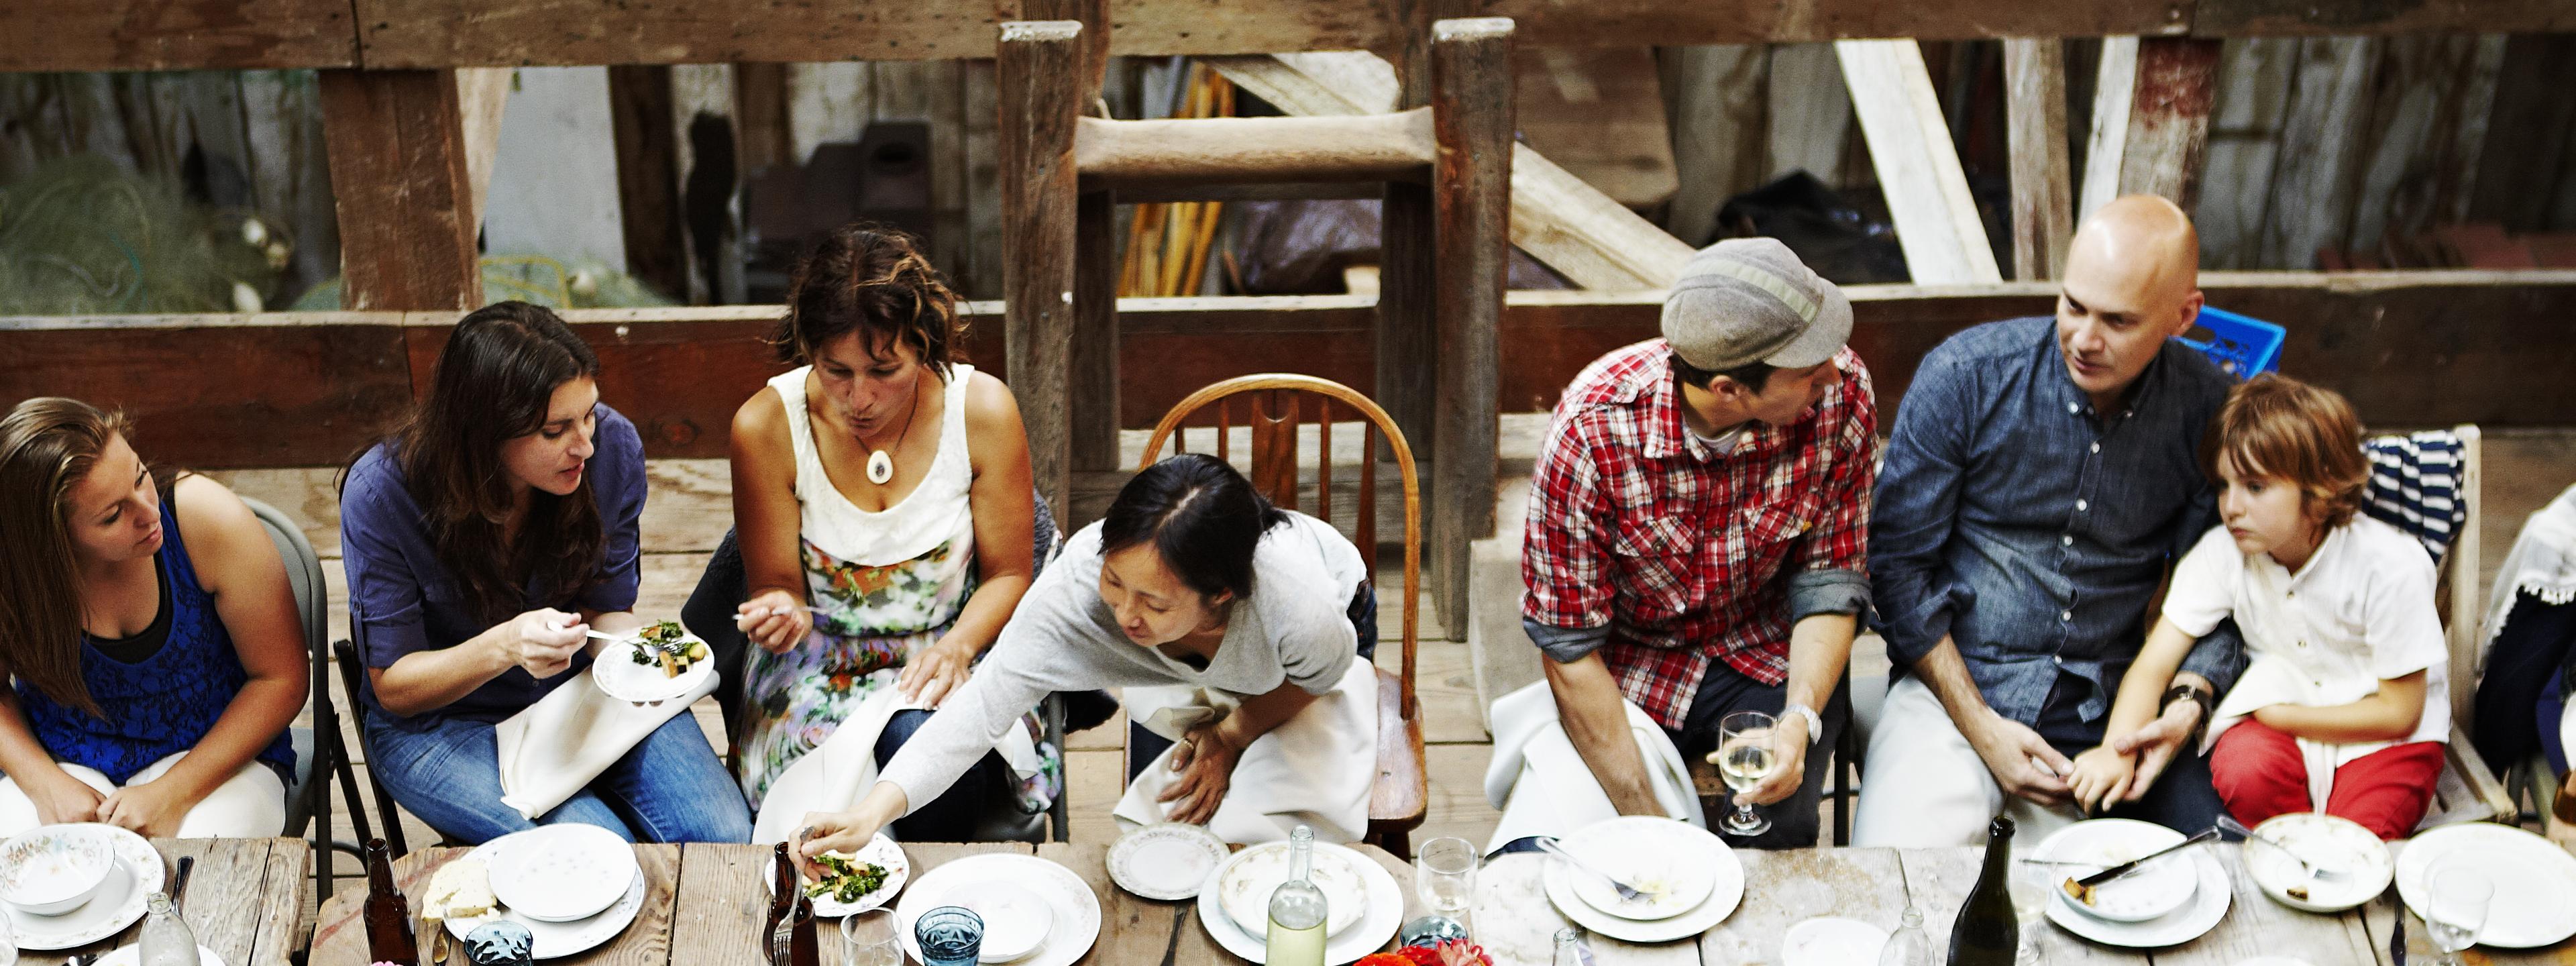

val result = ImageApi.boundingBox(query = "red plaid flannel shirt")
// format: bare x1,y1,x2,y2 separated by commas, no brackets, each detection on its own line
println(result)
1521,340,1877,729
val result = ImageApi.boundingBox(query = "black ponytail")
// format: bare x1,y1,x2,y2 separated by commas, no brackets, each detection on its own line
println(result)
1099,453,1287,601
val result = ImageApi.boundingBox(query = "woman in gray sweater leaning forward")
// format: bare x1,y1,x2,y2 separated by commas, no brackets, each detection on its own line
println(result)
794,453,1380,859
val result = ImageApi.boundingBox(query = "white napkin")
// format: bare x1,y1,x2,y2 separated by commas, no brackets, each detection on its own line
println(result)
495,661,720,820
751,669,1043,845
1480,680,1705,853
1113,659,1380,845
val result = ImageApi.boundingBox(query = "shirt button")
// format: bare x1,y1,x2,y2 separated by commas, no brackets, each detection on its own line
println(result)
2076,499,2089,511
2061,535,2074,546
2060,610,2073,622
2053,656,2065,665
2090,442,2102,453
2068,402,2080,414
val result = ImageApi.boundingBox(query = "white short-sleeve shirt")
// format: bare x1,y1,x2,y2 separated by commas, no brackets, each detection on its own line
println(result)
2163,515,2449,780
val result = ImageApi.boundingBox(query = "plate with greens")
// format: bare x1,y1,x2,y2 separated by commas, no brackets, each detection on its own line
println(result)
770,833,910,916
593,620,714,703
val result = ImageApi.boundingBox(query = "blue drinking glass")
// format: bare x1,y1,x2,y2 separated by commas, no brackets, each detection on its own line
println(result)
913,906,984,966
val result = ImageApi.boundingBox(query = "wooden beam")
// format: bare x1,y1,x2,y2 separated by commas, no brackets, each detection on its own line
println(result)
2077,36,2139,225
733,63,794,174
2191,0,2574,37
1070,190,1120,477
998,20,1085,521
0,0,356,72
318,69,481,311
1024,0,1110,112
2468,34,2576,233
1429,16,1515,631
1837,40,2004,285
609,65,689,301
1661,44,1770,246
455,67,513,230
1206,51,1693,290
2002,38,2074,281
2116,37,2224,210
1070,111,1436,190
1514,47,1679,209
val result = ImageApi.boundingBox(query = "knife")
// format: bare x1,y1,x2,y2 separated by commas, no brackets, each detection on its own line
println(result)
2074,828,2220,888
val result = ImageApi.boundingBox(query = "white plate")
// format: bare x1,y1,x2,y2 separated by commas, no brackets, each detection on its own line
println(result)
1108,824,1227,901
2398,822,2576,949
1195,841,1402,965
592,630,714,704
2233,958,2316,966
7,825,162,951
896,854,1101,966
0,824,118,914
943,881,1052,963
445,858,647,959
1542,820,1744,944
2034,819,2198,923
769,834,910,917
2043,850,2231,949
1781,916,1890,966
1215,841,1368,938
92,943,223,965
1557,817,1719,920
487,825,638,922
2241,812,2392,914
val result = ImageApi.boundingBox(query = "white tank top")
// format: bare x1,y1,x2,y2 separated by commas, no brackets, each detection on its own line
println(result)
766,364,977,568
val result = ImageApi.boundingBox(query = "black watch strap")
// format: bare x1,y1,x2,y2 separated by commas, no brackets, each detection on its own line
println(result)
2160,684,2214,747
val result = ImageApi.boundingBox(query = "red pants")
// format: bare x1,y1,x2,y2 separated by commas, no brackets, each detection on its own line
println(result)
2209,719,2447,840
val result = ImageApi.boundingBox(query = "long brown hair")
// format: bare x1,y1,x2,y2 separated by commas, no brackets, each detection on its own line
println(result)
771,223,965,376
0,397,136,716
2202,372,2369,531
361,302,607,623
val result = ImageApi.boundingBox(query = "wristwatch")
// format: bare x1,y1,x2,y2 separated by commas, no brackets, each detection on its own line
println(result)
1780,702,1825,747
2159,684,2215,747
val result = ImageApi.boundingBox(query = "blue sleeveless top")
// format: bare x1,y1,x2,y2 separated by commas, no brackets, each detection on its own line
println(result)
15,488,298,784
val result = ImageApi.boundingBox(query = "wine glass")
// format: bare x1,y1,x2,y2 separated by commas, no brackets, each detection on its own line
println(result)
2004,847,2053,965
1711,711,1779,837
1413,837,1479,920
2424,867,2491,966
842,910,900,966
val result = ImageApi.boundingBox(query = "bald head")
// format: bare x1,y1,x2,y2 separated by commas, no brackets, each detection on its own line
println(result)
2055,195,2207,409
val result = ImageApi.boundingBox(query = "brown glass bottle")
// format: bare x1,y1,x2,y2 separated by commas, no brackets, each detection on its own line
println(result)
364,838,421,966
763,842,797,965
789,892,820,966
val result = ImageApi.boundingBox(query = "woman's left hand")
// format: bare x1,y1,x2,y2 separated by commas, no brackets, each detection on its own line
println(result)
896,641,976,709
1157,723,1244,826
96,782,192,839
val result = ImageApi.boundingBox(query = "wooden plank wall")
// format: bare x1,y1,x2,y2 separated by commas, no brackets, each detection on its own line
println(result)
11,271,2575,469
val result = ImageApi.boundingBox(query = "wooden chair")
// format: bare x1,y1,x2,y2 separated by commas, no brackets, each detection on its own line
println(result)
1136,374,1427,859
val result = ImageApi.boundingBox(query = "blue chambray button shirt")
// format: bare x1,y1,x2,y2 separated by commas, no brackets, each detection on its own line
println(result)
1870,317,2246,729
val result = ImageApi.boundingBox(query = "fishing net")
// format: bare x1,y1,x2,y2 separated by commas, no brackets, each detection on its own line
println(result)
0,155,288,315
290,253,676,311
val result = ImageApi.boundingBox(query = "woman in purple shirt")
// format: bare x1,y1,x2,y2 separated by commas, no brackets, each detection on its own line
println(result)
341,302,749,845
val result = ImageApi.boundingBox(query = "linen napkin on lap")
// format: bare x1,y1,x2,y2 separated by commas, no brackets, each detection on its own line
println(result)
751,669,1044,845
496,661,720,819
1481,680,1705,853
1114,659,1379,845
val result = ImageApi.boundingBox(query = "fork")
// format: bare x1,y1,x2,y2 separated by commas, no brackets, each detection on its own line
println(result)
2218,814,2349,880
769,914,796,966
1534,837,1655,904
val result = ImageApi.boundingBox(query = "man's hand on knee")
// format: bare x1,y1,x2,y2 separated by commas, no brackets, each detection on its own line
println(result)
1965,710,2073,805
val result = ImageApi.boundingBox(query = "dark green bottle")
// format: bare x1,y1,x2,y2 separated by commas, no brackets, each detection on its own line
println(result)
1947,817,2019,965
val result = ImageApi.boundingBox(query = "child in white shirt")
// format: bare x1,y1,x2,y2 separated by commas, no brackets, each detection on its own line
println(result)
2070,374,2447,839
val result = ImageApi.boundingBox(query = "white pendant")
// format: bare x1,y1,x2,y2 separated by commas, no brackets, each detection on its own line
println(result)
866,449,895,485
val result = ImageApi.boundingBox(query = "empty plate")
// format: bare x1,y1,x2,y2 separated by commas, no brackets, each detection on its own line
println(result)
488,824,639,923
1108,823,1227,901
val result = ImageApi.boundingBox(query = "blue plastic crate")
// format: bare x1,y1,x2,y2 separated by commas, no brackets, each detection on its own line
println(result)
2180,305,2285,378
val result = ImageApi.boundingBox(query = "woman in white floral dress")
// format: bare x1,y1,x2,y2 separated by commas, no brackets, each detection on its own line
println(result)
717,225,1055,839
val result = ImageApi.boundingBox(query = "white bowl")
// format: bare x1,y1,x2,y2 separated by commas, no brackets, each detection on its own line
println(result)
0,825,117,916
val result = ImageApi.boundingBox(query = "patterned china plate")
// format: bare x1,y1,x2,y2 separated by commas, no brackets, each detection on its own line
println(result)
765,833,910,916
1107,823,1228,900
4,824,162,951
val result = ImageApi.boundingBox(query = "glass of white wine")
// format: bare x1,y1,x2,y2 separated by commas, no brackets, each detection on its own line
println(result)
842,910,901,966
2004,849,2053,965
1713,711,1779,837
2424,867,2491,966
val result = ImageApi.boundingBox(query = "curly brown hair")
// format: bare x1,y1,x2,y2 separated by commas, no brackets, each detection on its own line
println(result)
771,223,965,377
2200,372,2368,531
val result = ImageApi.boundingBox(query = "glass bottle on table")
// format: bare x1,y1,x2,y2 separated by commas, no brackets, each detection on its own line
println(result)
138,892,197,966
1946,818,2019,966
1264,824,1329,966
364,838,421,966
1550,927,1590,966
1877,908,1931,966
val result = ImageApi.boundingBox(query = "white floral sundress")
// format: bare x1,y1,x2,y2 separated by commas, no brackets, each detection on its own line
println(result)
733,364,1059,814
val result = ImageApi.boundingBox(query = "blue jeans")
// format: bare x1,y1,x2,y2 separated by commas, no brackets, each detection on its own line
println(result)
363,706,753,845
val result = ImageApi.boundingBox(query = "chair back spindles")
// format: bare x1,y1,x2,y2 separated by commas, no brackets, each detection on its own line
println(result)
1248,390,1299,512
1358,421,1379,574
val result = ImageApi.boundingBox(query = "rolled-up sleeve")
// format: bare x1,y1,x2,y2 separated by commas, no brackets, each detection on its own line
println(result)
1868,354,1976,667
1789,360,1879,623
574,409,646,614
341,458,433,669
1521,412,1615,663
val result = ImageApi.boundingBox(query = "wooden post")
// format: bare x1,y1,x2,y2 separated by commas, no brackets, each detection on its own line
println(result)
733,62,793,173
456,67,513,231
1024,0,1108,113
2116,37,2222,211
1070,189,1120,480
999,21,1084,521
1430,17,1513,631
2076,36,2139,225
1837,39,2002,285
1379,0,1440,502
2002,38,2073,281
318,69,480,311
609,64,690,301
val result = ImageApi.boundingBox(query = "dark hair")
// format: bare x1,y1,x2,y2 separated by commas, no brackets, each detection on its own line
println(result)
772,223,963,377
1099,454,1288,602
368,301,607,623
1670,350,1774,394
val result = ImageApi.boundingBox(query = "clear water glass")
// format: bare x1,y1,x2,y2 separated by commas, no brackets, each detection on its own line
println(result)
1713,711,1780,837
2424,867,2491,966
1413,837,1479,918
2004,849,2053,965
842,910,901,966
914,906,985,966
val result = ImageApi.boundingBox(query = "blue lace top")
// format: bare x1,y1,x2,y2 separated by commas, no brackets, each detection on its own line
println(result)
14,487,297,784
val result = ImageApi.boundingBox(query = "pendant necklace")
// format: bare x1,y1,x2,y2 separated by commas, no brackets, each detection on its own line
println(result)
860,378,922,486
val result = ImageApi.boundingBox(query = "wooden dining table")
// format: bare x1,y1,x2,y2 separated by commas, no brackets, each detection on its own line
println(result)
307,838,2576,966
15,836,306,966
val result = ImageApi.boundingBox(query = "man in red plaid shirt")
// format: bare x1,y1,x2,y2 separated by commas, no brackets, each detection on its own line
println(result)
1521,238,1876,848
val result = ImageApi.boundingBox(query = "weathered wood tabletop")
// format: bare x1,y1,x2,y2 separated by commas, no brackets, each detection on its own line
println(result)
310,841,1426,965
16,837,305,966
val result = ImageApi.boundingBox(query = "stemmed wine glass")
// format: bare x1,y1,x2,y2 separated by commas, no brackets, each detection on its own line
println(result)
2424,867,2491,966
1711,711,1780,837
2004,847,2054,965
